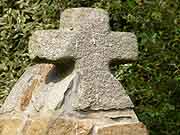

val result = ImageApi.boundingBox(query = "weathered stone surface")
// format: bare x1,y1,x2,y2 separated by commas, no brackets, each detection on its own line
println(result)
85,109,139,124
60,8,110,34
48,116,93,135
0,116,22,135
0,113,148,135
72,70,134,111
29,8,138,111
29,30,76,60
23,116,50,135
1,64,55,113
94,122,148,135
1,63,76,114
40,71,76,112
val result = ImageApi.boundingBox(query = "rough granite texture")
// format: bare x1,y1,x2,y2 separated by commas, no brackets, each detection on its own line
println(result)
29,8,138,111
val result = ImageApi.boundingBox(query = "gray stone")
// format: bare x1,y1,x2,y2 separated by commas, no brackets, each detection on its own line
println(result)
40,71,76,112
0,63,75,115
29,30,76,60
29,8,138,111
0,64,55,113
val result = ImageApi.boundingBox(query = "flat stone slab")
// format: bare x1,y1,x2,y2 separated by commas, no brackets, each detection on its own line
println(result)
48,116,93,135
28,8,138,111
0,113,148,135
95,122,148,135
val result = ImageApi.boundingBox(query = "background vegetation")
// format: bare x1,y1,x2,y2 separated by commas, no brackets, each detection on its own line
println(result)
0,0,180,134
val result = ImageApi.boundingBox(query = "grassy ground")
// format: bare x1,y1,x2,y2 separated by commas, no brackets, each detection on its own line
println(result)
0,0,180,134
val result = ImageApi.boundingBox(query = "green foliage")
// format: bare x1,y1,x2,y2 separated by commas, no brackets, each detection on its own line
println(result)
0,0,61,103
0,0,180,134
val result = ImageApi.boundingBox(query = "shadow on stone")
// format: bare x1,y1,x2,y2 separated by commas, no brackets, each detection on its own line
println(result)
32,57,75,83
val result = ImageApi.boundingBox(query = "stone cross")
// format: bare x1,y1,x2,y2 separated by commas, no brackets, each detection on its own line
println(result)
0,8,149,135
29,8,138,111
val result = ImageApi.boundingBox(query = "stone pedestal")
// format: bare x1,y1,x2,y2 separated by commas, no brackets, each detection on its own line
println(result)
0,112,148,135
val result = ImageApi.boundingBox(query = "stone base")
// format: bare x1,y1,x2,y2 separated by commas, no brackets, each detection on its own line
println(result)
0,113,148,135
94,122,148,135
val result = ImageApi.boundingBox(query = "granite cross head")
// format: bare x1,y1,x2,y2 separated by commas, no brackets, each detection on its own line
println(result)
29,8,138,111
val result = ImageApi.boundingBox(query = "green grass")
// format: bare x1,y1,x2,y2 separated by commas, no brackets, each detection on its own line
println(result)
0,0,180,134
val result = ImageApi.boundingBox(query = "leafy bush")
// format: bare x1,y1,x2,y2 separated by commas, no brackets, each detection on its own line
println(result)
0,0,180,134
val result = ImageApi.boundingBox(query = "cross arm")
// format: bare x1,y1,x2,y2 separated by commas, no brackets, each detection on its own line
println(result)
104,32,138,62
29,30,77,60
